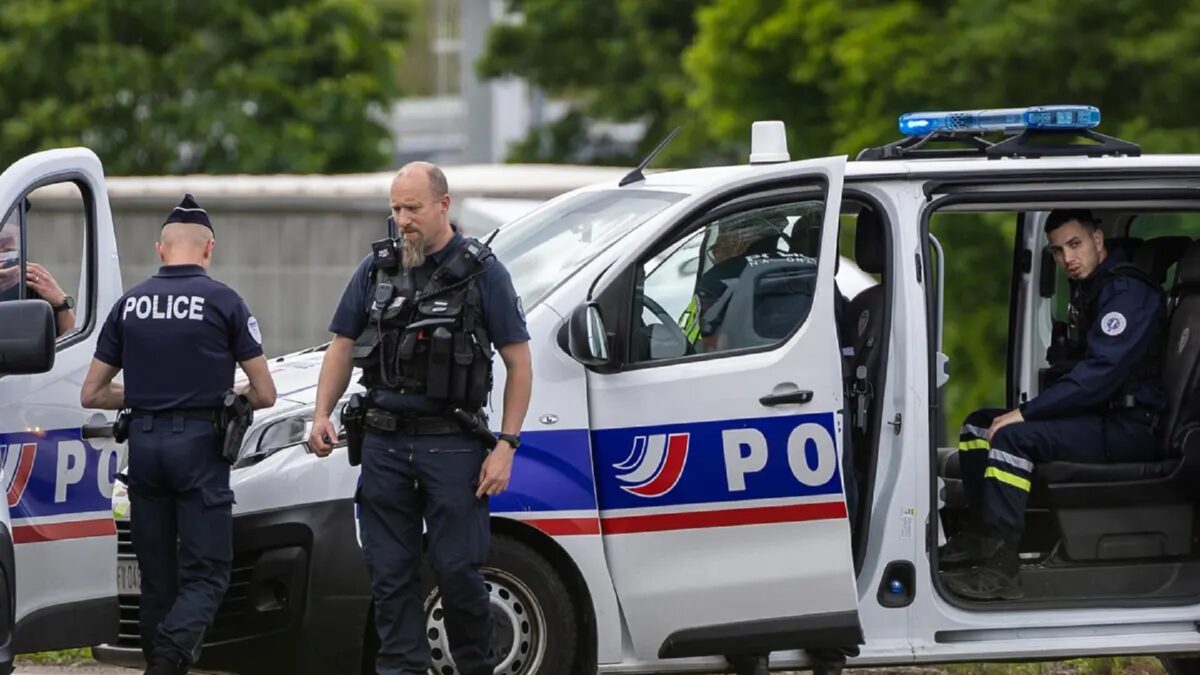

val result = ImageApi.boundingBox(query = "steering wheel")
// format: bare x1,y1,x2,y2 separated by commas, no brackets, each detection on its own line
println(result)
642,296,691,351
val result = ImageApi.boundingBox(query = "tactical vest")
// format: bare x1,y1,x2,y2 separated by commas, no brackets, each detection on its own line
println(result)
1059,262,1165,402
352,238,495,411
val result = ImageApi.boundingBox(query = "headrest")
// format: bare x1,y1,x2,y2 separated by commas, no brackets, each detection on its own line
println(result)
1176,240,1200,289
855,209,885,274
1104,236,1141,261
1132,236,1191,285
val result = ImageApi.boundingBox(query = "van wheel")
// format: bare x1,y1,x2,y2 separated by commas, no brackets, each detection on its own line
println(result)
426,534,577,675
1161,656,1200,674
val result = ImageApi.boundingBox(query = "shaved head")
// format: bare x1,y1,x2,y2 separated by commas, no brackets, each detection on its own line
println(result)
395,161,448,200
161,222,213,248
158,222,215,267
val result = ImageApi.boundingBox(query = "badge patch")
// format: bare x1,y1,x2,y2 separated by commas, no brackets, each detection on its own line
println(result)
1180,327,1191,355
857,310,870,337
1101,311,1127,337
247,316,263,344
516,296,526,322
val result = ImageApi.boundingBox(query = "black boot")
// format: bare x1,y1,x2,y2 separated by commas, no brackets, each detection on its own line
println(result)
144,655,189,675
939,531,985,567
939,511,995,568
727,653,770,675
944,536,1023,601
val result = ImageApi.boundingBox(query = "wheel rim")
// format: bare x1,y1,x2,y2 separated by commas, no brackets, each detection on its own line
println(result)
425,567,548,675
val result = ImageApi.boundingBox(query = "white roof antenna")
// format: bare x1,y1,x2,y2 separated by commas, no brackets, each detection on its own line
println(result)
749,121,790,164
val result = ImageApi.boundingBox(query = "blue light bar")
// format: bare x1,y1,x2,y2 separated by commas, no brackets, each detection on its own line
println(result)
898,105,1101,136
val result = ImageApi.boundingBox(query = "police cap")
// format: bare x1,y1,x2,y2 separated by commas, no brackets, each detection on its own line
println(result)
163,193,213,232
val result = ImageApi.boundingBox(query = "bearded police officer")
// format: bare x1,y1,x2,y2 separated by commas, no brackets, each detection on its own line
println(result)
308,162,532,675
941,209,1166,600
80,195,277,675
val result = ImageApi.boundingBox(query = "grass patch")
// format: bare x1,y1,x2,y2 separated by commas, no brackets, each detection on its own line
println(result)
14,648,96,665
942,656,1166,675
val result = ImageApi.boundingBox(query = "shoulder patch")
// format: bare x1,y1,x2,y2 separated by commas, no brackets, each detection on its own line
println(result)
516,296,525,322
1101,311,1127,337
247,316,263,344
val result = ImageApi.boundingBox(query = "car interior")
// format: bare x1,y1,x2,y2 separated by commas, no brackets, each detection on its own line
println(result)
933,207,1200,607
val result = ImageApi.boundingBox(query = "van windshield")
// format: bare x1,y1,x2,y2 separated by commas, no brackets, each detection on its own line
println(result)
488,189,684,307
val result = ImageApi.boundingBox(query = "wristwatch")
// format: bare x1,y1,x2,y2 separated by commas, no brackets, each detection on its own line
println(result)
52,295,74,313
497,432,521,450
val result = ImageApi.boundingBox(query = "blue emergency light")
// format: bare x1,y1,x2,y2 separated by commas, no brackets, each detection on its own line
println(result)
898,105,1101,137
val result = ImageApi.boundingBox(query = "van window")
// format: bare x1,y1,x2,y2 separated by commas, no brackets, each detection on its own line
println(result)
488,189,684,308
0,182,90,341
632,199,825,363
1129,212,1200,241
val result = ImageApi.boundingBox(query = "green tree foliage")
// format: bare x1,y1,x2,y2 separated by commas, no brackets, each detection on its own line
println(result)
0,0,412,175
479,0,715,164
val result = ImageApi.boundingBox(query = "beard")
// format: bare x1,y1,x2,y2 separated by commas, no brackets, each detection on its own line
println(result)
400,231,426,270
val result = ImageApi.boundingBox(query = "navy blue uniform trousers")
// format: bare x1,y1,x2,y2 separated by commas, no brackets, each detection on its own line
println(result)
126,414,234,665
358,431,494,675
957,407,1156,534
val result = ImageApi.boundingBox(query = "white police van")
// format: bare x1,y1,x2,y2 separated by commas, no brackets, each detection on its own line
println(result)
0,149,126,672
79,106,1200,674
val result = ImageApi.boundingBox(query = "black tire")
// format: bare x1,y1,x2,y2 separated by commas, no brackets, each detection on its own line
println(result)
361,534,579,675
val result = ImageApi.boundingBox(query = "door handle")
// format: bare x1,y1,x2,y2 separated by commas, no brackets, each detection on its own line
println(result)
759,390,813,406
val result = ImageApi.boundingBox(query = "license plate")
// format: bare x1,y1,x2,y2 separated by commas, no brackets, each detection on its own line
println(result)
117,559,141,596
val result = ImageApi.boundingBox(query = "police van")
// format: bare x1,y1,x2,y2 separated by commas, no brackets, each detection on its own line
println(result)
0,149,126,672
28,106,1200,674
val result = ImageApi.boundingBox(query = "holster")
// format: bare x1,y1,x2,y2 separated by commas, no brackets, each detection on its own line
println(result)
112,409,132,444
449,407,497,450
219,391,254,465
342,393,367,467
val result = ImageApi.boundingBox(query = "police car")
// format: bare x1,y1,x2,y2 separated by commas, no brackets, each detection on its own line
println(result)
12,105,1200,675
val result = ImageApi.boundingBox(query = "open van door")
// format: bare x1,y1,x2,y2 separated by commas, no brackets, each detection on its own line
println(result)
0,149,123,662
567,156,861,662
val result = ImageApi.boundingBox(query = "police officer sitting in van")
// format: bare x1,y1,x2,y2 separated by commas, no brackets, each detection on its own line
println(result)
942,209,1166,600
0,213,76,335
80,195,278,674
308,162,532,675
679,218,789,351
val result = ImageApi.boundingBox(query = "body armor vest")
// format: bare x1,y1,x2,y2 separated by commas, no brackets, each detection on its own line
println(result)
352,238,495,411
1056,262,1165,401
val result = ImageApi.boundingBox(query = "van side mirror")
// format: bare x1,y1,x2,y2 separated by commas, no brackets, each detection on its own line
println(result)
0,300,56,375
567,303,611,367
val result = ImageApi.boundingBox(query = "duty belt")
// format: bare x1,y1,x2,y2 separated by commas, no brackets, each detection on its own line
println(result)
364,408,467,436
130,408,220,422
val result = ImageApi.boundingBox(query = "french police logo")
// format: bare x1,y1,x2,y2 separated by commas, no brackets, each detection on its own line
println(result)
517,296,525,322
1180,327,1191,355
1101,311,1127,337
857,309,870,337
247,316,262,345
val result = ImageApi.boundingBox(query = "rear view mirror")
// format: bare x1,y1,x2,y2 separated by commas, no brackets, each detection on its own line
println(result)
0,300,56,375
567,303,611,367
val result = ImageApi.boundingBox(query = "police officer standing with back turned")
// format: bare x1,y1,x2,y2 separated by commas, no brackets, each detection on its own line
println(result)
80,195,277,675
308,162,533,675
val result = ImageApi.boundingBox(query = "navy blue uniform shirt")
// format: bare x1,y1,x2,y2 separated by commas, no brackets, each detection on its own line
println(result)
1021,249,1166,420
329,232,528,414
95,264,264,411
